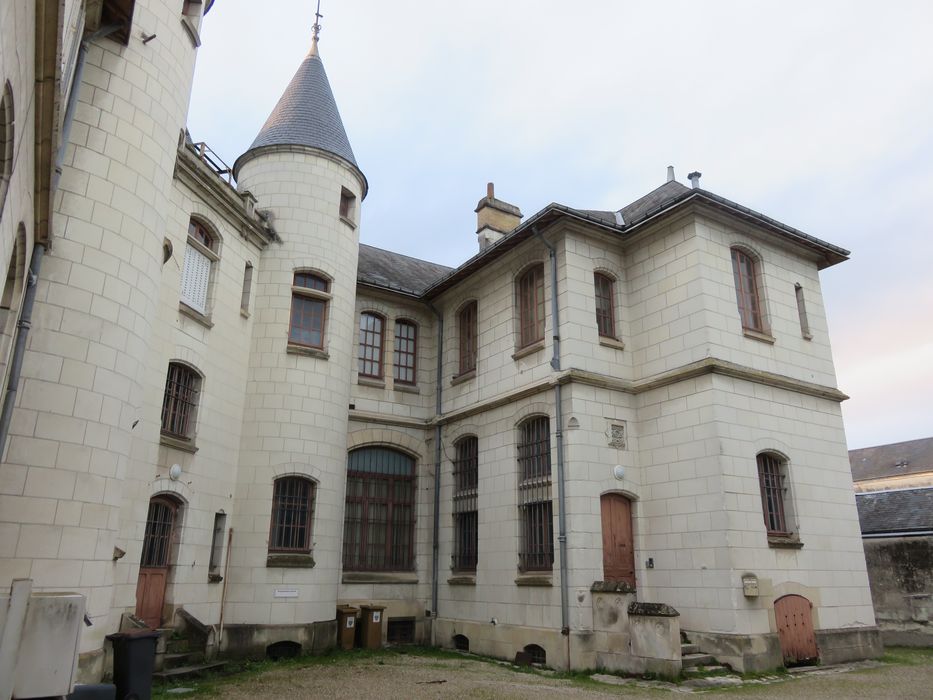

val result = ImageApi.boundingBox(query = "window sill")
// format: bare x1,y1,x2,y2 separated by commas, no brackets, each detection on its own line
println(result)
767,534,804,549
393,383,420,395
286,343,329,360
515,573,553,587
599,336,626,351
179,302,213,329
180,17,202,48
342,571,418,584
160,434,198,454
512,340,545,361
267,553,315,568
743,328,776,344
357,376,385,389
448,574,476,586
340,215,357,230
451,370,476,386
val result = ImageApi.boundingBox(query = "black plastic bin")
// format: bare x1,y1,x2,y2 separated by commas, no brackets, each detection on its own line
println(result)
106,630,160,700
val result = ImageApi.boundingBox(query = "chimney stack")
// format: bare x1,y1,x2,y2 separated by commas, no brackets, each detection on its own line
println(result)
667,166,675,182
688,171,702,189
476,182,522,251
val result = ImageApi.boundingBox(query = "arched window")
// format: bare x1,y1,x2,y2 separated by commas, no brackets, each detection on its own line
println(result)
343,447,416,571
523,644,546,666
730,247,765,332
458,301,478,375
269,476,316,552
181,218,219,317
0,81,13,218
393,319,417,385
452,436,478,572
516,264,545,348
358,312,385,378
757,453,789,535
593,272,616,338
160,362,201,440
289,271,330,349
517,416,553,572
453,634,470,652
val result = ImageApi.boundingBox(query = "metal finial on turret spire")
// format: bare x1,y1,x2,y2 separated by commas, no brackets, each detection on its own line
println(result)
309,0,323,56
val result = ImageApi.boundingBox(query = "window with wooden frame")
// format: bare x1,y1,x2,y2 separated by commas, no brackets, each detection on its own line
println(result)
517,264,546,348
757,453,789,536
289,271,330,349
358,312,385,378
517,416,553,572
343,447,416,571
269,476,316,552
180,218,219,317
393,319,417,385
458,301,478,375
730,247,765,333
452,436,478,572
0,81,13,218
339,187,356,222
594,272,616,338
160,362,201,440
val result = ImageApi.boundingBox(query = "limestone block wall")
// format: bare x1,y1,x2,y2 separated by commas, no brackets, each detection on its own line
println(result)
230,149,364,627
0,0,201,661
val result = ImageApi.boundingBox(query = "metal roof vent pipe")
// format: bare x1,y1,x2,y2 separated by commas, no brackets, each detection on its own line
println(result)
667,165,675,182
688,171,702,189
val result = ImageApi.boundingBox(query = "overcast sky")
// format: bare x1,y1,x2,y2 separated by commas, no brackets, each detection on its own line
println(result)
188,1,933,450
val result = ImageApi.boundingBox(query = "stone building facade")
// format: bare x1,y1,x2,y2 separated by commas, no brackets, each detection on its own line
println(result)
0,0,880,681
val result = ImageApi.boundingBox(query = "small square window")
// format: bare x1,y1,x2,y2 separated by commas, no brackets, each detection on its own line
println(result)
340,188,356,221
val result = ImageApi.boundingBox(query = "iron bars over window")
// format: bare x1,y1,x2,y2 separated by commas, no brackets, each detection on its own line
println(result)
269,477,315,552
517,416,553,571
757,453,788,535
160,362,200,439
452,436,478,572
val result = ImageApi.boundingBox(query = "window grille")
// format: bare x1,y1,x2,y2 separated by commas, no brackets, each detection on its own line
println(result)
731,248,764,332
458,302,477,374
517,265,545,347
393,320,417,385
358,313,385,378
289,272,329,348
141,499,176,567
160,363,199,438
452,436,478,571
594,272,615,337
757,453,788,535
269,477,315,552
517,417,553,571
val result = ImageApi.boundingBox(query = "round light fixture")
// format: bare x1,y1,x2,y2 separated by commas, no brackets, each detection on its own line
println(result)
613,465,625,480
169,464,182,481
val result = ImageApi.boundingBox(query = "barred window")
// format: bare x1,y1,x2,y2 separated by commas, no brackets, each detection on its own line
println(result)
343,447,415,571
160,362,200,439
140,497,178,567
517,264,545,348
269,477,315,552
757,453,788,535
452,436,478,572
517,417,553,572
359,312,385,378
393,320,417,385
458,302,477,375
594,272,615,338
731,248,765,332
289,272,329,349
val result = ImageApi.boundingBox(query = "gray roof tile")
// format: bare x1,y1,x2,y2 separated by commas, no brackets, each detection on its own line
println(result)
357,244,453,296
856,488,933,534
849,437,933,482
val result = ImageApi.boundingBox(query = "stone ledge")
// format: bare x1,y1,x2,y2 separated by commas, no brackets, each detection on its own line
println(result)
357,376,386,389
451,370,476,386
266,553,315,568
179,302,213,329
743,328,776,344
598,336,626,351
286,343,329,360
628,602,679,617
515,573,552,587
511,341,545,362
159,434,198,454
767,534,804,549
447,575,476,586
591,580,636,594
392,383,420,394
342,571,417,584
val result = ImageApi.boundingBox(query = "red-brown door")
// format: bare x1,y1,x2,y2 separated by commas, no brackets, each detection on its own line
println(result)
135,497,178,628
601,493,635,587
774,594,819,665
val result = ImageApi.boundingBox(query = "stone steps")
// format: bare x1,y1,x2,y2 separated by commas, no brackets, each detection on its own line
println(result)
682,652,717,668
153,661,227,682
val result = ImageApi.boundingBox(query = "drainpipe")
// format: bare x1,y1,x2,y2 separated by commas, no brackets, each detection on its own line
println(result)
0,24,121,454
533,227,570,668
429,304,444,644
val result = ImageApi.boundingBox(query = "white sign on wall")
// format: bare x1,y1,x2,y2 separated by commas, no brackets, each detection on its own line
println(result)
273,588,298,598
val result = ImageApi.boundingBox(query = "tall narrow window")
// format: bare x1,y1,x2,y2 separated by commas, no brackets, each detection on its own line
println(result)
517,265,545,348
794,283,812,340
594,272,616,338
339,187,356,221
240,262,253,315
452,436,479,572
289,272,329,349
181,219,218,316
393,320,417,385
757,453,789,535
0,82,13,218
343,448,416,571
517,417,553,572
458,302,477,375
209,512,227,575
731,247,764,332
160,362,201,440
269,477,315,552
358,312,385,378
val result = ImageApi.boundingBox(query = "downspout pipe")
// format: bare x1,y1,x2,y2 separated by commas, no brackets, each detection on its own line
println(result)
534,227,570,659
429,304,444,643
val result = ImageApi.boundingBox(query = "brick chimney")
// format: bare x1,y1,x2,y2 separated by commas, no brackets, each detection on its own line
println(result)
476,183,522,251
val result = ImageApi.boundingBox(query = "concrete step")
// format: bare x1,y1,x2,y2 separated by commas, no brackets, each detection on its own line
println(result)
684,664,727,674
680,643,699,655
163,652,204,669
681,653,716,668
153,661,226,682
165,637,192,653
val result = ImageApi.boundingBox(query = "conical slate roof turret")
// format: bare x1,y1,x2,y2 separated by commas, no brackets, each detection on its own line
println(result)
234,37,361,180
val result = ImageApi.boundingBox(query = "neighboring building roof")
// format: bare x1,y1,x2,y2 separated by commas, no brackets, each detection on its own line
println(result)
855,487,933,535
619,180,692,225
235,47,359,176
357,244,453,296
849,437,933,482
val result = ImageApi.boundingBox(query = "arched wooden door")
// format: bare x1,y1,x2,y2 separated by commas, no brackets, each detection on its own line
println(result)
600,493,635,587
774,594,819,665
135,496,179,628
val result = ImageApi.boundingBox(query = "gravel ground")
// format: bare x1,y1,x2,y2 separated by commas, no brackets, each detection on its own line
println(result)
166,648,933,700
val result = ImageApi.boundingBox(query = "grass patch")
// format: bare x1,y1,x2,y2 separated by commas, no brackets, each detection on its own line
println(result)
879,646,933,666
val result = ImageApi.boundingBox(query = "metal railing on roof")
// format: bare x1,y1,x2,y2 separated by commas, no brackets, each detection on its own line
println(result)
186,139,236,186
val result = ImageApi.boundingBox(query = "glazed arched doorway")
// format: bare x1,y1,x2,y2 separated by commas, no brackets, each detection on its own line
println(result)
135,495,182,628
774,594,819,665
600,493,635,587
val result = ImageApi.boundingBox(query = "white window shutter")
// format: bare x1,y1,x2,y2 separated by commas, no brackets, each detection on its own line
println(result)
181,243,211,314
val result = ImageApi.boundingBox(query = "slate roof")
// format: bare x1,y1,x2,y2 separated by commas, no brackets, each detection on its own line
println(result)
619,180,693,225
236,49,358,175
357,244,453,296
855,488,933,535
849,437,933,482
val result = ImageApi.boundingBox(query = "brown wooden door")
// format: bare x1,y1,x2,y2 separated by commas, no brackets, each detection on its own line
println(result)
600,493,635,587
135,497,178,628
774,594,819,665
